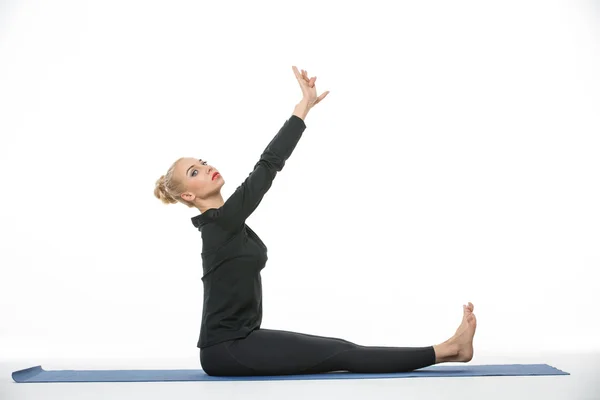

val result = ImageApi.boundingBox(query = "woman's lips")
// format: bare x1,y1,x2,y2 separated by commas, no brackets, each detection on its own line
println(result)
212,172,220,180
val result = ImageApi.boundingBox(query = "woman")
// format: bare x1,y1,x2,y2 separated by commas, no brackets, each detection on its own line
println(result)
154,66,477,376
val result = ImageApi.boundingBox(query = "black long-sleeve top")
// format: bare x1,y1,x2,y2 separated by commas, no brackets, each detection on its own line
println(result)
191,114,307,349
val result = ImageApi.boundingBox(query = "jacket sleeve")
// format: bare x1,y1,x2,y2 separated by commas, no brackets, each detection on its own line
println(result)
217,114,307,231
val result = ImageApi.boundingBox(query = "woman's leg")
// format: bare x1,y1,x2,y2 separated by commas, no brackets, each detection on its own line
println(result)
201,303,476,376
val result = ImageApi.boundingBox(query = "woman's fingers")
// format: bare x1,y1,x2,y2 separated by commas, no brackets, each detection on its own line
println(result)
293,66,314,87
294,66,318,88
303,69,318,87
313,90,330,105
292,66,304,83
293,66,328,104
302,70,309,84
293,66,309,87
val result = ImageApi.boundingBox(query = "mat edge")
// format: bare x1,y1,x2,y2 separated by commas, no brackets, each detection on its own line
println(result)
12,365,44,383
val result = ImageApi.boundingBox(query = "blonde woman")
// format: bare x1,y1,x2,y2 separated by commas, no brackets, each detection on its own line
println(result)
154,66,477,376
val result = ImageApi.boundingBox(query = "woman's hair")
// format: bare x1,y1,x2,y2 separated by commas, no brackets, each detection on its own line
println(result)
154,157,195,208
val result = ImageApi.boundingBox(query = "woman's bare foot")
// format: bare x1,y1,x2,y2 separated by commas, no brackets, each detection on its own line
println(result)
453,306,476,362
455,302,475,336
433,303,477,363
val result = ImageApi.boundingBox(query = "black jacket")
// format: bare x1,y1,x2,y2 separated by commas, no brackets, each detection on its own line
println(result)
191,114,307,348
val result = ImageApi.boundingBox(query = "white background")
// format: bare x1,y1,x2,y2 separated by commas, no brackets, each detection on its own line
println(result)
1,0,598,360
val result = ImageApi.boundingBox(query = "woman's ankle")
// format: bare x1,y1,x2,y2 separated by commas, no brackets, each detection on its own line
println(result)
433,341,459,363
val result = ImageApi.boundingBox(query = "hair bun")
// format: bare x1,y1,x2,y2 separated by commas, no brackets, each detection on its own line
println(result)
154,175,176,204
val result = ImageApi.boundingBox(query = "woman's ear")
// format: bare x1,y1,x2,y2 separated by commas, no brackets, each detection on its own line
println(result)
181,192,195,202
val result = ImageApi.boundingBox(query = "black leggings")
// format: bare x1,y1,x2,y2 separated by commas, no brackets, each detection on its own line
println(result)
200,328,437,376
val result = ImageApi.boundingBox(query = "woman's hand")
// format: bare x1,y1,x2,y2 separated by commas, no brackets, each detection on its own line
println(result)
292,66,329,108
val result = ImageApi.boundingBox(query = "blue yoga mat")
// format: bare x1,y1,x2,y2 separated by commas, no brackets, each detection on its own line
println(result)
12,364,568,383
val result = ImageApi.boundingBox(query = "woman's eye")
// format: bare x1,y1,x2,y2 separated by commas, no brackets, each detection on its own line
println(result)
191,160,207,177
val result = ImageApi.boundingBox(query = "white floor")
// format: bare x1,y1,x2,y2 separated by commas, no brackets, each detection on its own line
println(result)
1,352,598,400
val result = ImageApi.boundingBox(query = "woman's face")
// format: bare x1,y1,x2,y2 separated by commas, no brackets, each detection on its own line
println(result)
176,157,224,202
